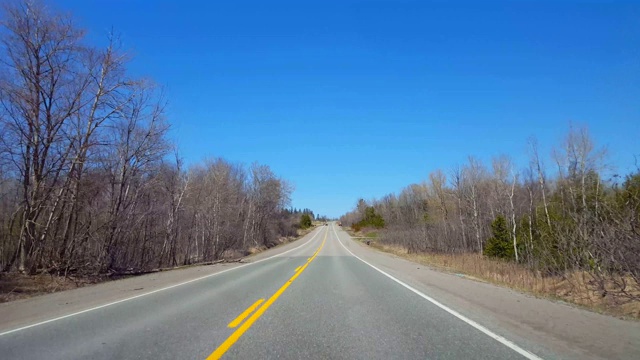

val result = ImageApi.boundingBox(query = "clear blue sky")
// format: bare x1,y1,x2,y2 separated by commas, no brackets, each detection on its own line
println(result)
58,0,639,218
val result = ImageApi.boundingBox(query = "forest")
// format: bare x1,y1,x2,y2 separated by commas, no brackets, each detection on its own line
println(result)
341,127,640,302
0,1,306,276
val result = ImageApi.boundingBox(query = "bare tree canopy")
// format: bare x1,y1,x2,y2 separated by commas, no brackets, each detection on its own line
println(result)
341,126,640,302
0,1,303,276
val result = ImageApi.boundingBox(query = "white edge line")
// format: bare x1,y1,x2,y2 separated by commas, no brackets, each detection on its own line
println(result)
331,224,544,360
0,226,326,337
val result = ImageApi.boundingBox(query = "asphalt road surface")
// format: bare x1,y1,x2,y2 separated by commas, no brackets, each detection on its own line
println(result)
1,223,639,359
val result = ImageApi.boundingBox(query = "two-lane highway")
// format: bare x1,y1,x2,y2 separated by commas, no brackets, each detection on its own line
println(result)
2,224,546,359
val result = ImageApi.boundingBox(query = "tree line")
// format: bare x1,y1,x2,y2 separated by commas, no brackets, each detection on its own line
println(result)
341,127,639,300
0,1,304,276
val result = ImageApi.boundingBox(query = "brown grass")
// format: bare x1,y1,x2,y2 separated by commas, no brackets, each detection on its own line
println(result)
365,241,640,319
0,272,103,303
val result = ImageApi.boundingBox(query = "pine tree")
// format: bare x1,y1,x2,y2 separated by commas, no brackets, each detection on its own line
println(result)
484,215,513,259
300,214,312,229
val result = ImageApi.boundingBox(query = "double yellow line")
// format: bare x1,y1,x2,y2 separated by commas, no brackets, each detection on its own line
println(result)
206,228,327,359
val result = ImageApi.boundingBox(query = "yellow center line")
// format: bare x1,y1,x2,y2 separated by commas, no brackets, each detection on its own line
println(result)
227,298,265,328
294,266,301,272
206,228,328,360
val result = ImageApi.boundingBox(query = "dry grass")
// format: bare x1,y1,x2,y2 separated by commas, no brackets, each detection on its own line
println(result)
0,272,102,303
366,241,640,319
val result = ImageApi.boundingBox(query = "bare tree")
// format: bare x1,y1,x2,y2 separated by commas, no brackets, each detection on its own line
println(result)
528,137,552,231
429,170,449,241
463,157,485,253
0,1,88,272
450,166,467,250
492,156,519,262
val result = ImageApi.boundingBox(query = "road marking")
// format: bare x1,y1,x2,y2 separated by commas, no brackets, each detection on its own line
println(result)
228,299,264,328
331,225,544,360
294,266,301,272
0,227,325,337
207,228,327,359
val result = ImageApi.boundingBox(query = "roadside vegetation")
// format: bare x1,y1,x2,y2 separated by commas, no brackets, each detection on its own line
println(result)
342,126,640,318
0,221,318,303
299,211,313,230
0,0,319,296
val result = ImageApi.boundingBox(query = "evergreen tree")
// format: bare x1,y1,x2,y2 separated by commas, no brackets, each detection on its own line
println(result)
359,206,385,229
300,214,313,229
484,215,513,259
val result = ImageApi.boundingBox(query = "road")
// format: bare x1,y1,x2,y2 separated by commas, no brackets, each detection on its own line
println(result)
1,223,639,359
